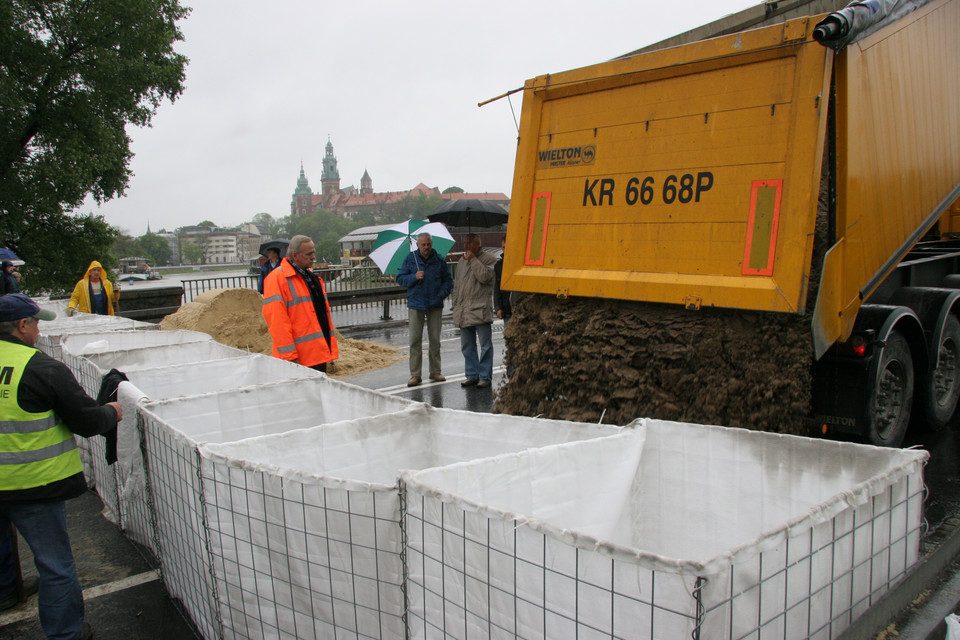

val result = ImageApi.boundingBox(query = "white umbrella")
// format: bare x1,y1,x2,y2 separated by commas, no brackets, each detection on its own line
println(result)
368,220,455,275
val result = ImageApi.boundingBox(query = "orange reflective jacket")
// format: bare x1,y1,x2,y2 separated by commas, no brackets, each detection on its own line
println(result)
262,258,339,367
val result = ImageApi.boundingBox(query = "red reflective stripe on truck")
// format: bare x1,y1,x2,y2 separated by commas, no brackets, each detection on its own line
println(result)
525,192,552,266
742,180,783,276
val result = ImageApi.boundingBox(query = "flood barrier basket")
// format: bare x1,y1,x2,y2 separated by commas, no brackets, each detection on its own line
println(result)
399,420,928,640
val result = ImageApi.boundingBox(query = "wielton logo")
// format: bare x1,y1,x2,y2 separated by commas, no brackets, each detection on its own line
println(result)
537,145,596,169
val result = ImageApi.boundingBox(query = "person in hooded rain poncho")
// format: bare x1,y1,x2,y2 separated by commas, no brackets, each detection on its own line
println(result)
67,261,119,316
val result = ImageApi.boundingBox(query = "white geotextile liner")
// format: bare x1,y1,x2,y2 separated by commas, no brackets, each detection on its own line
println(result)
36,314,154,359
74,341,249,398
400,420,929,639
136,377,415,640
61,328,211,355
124,354,320,401
140,376,411,443
201,403,627,486
35,320,156,486
59,330,212,391
196,404,626,640
108,357,321,553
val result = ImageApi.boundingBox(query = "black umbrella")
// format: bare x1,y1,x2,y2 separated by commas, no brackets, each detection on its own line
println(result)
427,199,508,229
259,239,289,258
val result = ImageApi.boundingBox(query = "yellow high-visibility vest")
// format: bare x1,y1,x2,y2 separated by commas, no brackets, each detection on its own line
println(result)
0,341,82,491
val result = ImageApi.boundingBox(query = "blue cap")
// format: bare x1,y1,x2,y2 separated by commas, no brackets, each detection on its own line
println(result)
0,294,56,322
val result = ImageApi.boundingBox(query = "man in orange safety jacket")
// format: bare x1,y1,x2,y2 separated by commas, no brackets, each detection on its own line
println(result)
262,235,339,372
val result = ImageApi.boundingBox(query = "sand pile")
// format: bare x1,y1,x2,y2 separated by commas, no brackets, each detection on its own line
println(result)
159,288,400,377
495,294,813,434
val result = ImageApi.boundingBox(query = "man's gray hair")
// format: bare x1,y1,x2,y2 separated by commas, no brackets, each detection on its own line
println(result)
417,232,432,241
289,235,313,254
0,319,23,334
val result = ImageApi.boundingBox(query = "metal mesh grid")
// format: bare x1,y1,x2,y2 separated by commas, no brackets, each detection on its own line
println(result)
200,458,406,640
31,320,929,640
86,434,122,526
139,410,222,640
402,469,925,640
696,469,923,640
403,492,701,639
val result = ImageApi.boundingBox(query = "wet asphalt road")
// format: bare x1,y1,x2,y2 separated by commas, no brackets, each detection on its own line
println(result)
4,318,960,639
338,319,508,410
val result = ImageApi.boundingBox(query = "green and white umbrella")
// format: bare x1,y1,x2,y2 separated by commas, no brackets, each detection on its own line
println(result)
368,220,455,275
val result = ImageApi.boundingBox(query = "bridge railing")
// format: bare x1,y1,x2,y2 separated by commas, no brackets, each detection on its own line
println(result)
180,264,459,326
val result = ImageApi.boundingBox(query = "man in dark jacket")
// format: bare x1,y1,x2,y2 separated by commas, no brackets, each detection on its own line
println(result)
0,262,20,295
0,294,122,640
258,247,281,294
396,233,453,386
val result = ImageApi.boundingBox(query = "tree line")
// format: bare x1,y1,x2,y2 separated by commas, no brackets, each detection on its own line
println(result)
110,191,448,275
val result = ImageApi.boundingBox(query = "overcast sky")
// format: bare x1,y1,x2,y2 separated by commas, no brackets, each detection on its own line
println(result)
87,0,758,236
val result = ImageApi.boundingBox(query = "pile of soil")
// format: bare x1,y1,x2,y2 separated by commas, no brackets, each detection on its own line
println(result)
161,288,273,353
495,294,814,434
159,288,400,377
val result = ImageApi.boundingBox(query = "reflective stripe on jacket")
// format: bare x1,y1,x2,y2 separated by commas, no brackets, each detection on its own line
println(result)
0,341,82,491
262,258,339,367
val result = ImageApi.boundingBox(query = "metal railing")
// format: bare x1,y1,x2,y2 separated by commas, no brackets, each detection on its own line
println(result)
180,264,459,326
181,275,259,301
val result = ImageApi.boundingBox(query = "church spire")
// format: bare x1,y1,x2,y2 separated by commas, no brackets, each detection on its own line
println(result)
291,162,314,216
321,137,341,198
294,162,312,196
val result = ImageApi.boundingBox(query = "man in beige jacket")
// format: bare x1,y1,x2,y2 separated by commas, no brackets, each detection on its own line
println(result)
450,234,497,387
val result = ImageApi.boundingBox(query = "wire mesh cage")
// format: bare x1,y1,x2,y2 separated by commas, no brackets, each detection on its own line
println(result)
35,313,154,361
71,341,250,400
26,297,933,640
34,320,157,487
400,420,928,640
93,355,321,553
56,338,252,534
59,329,213,393
197,404,626,640
137,378,415,640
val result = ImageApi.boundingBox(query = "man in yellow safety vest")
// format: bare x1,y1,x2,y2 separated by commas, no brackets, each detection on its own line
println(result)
0,294,122,640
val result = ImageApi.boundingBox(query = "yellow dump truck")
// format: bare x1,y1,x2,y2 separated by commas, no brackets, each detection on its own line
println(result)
499,0,960,446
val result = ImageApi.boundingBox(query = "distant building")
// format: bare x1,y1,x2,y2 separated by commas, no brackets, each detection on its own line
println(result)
176,224,265,265
337,224,399,264
237,223,269,264
292,139,510,219
155,232,178,264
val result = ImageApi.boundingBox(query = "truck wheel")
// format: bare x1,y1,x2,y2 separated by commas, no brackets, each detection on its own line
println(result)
920,314,960,430
866,332,914,447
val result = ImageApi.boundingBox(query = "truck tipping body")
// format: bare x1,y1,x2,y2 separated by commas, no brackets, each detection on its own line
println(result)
498,0,960,445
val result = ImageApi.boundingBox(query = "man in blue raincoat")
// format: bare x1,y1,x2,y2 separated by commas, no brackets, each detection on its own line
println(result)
396,233,453,387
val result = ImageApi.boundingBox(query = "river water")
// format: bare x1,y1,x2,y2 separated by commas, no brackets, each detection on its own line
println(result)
114,267,253,292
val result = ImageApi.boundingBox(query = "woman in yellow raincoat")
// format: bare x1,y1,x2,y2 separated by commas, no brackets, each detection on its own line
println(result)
67,261,119,316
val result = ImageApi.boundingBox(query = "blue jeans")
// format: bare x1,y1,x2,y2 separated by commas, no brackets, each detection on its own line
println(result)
0,524,15,602
460,323,493,382
0,502,84,639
